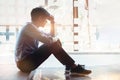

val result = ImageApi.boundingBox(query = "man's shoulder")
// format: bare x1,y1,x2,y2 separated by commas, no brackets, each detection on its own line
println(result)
19,23,31,34
22,23,34,31
25,22,32,27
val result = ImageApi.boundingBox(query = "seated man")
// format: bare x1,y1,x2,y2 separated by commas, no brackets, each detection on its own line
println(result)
15,7,91,75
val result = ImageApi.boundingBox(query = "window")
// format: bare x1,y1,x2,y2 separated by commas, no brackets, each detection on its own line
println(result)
0,0,120,55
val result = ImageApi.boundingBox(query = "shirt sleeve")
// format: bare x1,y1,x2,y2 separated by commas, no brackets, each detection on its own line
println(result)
25,24,53,44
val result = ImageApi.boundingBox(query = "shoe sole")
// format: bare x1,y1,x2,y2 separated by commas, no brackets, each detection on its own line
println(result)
70,72,91,76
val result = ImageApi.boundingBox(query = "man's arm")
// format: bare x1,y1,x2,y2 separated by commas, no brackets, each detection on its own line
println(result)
25,24,53,44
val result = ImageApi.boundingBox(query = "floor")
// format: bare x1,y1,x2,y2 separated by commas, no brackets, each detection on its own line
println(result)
0,54,120,80
0,64,29,80
27,65,120,80
0,64,120,80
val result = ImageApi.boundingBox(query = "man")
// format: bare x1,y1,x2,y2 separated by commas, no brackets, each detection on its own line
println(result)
15,7,91,75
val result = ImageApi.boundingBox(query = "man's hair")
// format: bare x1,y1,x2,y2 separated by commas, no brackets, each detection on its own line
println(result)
31,7,50,21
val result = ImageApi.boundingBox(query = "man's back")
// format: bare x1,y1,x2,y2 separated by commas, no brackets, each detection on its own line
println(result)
15,23,39,62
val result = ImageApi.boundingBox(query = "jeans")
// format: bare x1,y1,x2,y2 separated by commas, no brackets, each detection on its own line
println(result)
17,42,75,73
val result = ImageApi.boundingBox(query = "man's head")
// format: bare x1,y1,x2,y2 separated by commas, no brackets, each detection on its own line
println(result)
31,7,54,27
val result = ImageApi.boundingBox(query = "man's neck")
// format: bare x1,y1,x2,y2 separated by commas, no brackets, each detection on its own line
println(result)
32,21,40,28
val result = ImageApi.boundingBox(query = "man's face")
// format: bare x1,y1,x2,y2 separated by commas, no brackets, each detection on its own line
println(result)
38,16,47,27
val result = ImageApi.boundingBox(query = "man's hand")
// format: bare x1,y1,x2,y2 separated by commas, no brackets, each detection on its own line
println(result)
48,15,54,23
56,39,62,47
52,37,62,47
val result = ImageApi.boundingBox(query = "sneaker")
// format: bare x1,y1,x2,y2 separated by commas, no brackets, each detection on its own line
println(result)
65,65,71,75
70,64,91,76
65,64,85,71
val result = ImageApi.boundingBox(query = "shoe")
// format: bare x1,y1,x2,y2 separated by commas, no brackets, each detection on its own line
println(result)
65,65,71,75
65,64,85,71
70,64,91,76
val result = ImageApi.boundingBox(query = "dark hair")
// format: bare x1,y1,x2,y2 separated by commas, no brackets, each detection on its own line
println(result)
31,7,50,21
